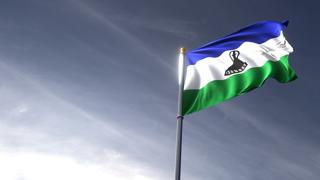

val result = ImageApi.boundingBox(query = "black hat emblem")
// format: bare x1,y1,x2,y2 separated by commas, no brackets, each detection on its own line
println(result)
224,50,248,76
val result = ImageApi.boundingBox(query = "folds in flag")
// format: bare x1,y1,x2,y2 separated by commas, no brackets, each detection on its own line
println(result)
182,20,297,115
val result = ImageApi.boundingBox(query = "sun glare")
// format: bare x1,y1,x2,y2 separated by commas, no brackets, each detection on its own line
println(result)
0,151,154,180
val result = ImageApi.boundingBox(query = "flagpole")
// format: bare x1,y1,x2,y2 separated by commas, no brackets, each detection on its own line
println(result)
175,47,186,180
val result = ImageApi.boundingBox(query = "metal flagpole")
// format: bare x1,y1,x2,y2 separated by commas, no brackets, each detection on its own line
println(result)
175,47,186,180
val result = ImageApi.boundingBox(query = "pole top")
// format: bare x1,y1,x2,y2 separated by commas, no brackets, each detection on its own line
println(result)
179,47,186,54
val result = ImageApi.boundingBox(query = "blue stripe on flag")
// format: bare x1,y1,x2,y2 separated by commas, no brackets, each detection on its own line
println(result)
186,20,289,66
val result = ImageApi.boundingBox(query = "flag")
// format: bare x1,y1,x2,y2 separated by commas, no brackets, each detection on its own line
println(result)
182,20,297,115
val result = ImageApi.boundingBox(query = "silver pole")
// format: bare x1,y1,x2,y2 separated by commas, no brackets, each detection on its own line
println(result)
175,47,186,180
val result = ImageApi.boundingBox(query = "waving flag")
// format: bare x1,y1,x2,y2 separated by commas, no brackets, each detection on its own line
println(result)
182,21,297,115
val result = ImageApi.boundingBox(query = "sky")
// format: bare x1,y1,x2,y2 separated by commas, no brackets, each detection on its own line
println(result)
0,0,319,179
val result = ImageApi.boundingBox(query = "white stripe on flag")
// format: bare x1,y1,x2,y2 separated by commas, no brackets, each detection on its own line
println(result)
184,31,293,90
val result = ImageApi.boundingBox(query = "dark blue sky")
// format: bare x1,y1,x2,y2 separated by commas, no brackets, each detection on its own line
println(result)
0,0,319,179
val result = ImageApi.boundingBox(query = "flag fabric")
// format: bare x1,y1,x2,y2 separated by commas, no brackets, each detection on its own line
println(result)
182,20,297,115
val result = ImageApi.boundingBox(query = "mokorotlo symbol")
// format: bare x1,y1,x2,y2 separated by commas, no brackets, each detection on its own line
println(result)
224,50,248,76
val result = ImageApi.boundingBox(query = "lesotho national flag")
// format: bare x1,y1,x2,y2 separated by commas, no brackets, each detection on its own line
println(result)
182,20,297,115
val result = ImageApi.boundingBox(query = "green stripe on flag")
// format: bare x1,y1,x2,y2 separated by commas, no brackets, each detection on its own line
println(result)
182,55,297,115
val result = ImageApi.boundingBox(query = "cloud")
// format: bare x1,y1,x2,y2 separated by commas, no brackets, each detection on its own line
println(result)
0,149,157,180
0,60,169,179
108,14,198,40
69,0,174,71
